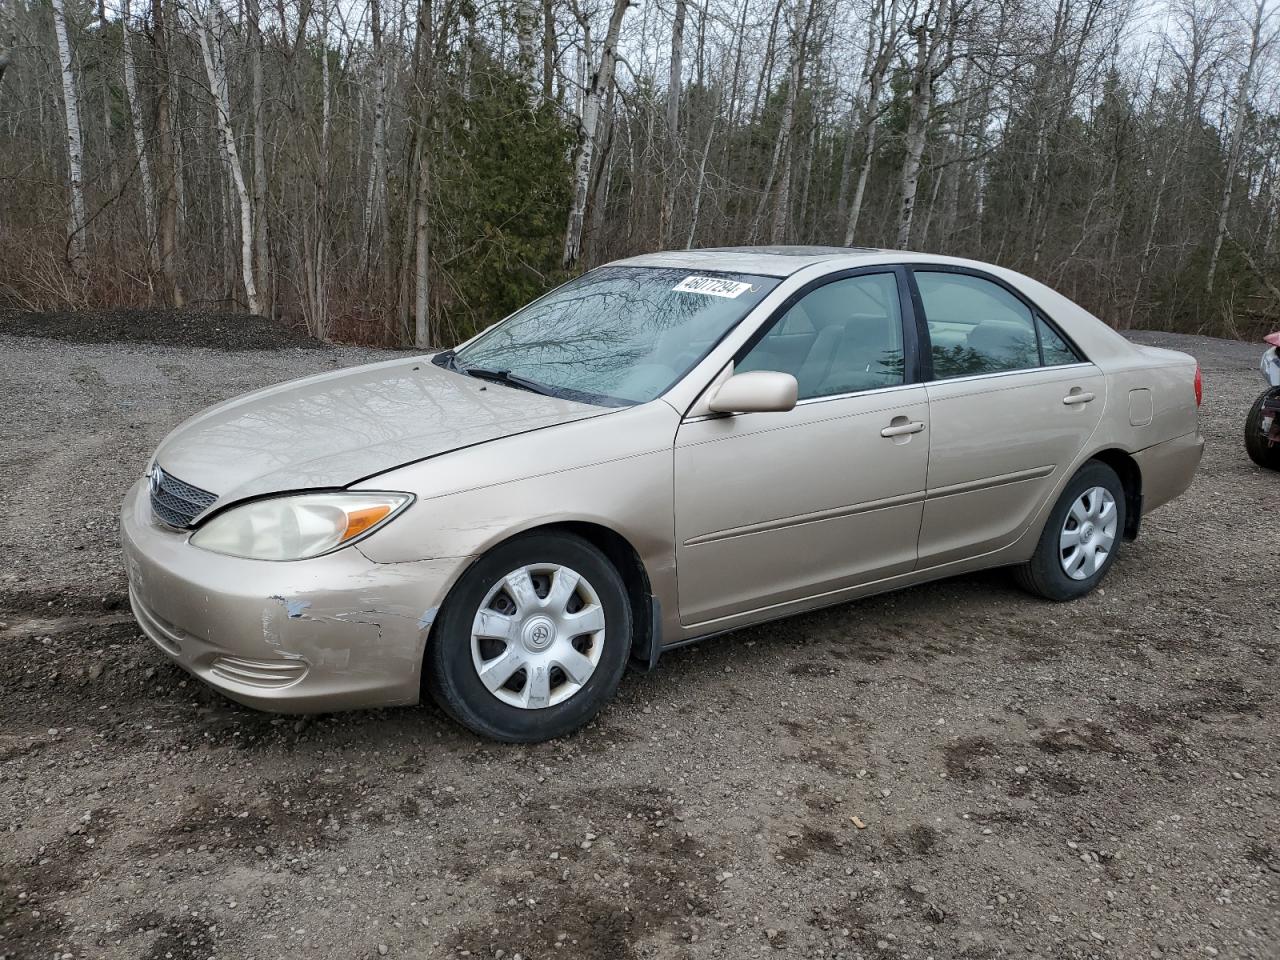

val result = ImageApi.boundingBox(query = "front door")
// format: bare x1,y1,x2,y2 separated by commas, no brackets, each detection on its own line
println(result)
673,269,930,628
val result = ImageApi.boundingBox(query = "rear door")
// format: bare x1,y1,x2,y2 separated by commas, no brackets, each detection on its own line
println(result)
673,268,930,627
910,268,1106,567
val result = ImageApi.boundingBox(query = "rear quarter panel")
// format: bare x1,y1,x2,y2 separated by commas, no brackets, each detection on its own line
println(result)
1093,345,1200,451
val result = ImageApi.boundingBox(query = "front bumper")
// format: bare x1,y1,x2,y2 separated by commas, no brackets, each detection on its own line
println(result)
121,479,468,713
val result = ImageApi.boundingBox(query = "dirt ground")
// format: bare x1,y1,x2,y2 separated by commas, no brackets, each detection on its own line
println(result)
0,315,1275,960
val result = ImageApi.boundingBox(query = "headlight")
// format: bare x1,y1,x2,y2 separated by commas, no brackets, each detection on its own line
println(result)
189,492,412,560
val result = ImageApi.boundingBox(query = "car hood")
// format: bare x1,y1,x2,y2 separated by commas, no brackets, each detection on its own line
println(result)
151,355,610,509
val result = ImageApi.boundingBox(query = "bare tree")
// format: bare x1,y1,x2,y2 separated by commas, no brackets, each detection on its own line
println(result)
1207,0,1278,292
897,0,961,248
563,0,629,267
2,0,1278,343
150,0,183,305
196,3,260,313
658,0,686,246
247,0,271,312
120,0,155,273
844,0,903,245
51,0,87,281
362,0,389,272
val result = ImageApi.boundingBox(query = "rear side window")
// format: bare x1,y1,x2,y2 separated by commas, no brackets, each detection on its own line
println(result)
916,272,1039,378
737,272,905,400
1037,315,1079,366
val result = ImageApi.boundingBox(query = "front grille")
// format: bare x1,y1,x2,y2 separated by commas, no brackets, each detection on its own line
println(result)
149,466,217,528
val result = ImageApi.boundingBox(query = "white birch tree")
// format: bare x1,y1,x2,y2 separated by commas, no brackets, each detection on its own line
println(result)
120,0,155,266
195,4,261,314
563,0,629,267
51,0,87,281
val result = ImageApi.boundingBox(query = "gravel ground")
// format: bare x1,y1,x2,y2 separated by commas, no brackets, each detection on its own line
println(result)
0,322,1276,960
0,308,322,351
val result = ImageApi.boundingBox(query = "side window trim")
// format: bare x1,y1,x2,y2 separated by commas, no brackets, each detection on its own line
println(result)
905,264,1087,383
732,264,921,392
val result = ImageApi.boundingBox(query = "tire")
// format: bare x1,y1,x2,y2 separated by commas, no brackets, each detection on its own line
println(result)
425,531,632,742
1244,391,1280,470
1013,460,1127,602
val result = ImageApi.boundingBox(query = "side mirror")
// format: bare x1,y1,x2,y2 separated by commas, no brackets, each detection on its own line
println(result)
707,370,798,414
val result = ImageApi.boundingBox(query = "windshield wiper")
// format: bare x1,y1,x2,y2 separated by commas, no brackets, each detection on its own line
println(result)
459,365,561,398
434,350,556,397
432,349,629,406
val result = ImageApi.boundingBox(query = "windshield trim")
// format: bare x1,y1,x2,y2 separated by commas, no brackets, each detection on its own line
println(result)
450,266,779,407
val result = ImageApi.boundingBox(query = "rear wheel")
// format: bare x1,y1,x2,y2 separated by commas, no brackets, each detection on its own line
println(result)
1014,461,1126,601
425,532,632,742
1244,391,1280,470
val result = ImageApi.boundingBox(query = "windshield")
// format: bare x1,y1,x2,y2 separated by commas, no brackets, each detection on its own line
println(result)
449,266,780,405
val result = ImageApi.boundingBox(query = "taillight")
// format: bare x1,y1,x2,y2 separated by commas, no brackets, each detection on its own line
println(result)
1194,365,1203,407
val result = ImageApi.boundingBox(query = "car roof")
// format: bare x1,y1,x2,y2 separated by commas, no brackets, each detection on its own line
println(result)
611,245,887,278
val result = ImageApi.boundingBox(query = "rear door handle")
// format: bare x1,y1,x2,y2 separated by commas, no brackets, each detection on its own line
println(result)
881,420,926,437
1063,391,1095,405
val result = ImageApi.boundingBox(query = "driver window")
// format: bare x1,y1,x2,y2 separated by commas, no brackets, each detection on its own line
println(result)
736,273,905,401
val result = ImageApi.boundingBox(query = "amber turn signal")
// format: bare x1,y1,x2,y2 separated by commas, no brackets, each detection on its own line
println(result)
342,504,395,541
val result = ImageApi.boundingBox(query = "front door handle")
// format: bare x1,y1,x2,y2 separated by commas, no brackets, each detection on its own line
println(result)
1063,391,1096,406
881,420,926,438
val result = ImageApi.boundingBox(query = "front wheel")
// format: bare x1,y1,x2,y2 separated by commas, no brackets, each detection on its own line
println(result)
1014,461,1127,602
425,532,632,742
1244,390,1280,470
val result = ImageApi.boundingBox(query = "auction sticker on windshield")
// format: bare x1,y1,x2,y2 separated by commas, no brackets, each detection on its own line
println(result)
672,276,754,298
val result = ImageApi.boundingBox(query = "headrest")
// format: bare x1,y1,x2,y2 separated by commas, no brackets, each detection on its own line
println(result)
966,320,1034,356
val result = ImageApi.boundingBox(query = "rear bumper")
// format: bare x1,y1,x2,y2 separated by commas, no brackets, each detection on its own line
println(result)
120,479,468,713
1132,431,1204,514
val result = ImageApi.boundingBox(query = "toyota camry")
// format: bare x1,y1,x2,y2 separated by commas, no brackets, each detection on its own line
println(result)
121,247,1204,741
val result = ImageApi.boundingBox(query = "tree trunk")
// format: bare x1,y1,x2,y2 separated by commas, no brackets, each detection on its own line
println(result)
247,0,271,314
725,0,750,131
362,0,389,272
659,0,686,247
121,0,156,277
300,0,331,338
1207,0,1270,294
843,119,878,245
897,0,949,250
763,0,812,244
515,0,540,99
413,136,430,347
686,115,716,248
412,0,435,347
97,0,115,193
51,0,87,282
794,117,818,238
843,0,897,246
196,8,260,314
150,0,182,306
542,0,556,101
562,0,628,268
587,81,617,244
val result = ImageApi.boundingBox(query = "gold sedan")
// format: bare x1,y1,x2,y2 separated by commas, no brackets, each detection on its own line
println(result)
121,247,1204,741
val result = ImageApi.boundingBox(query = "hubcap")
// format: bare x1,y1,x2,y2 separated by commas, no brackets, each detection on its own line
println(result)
1059,486,1118,581
470,564,606,709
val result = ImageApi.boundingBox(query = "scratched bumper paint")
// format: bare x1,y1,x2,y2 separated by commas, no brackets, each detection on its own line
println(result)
120,479,468,713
